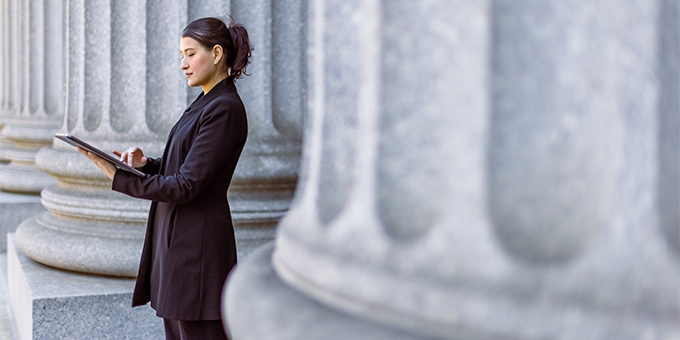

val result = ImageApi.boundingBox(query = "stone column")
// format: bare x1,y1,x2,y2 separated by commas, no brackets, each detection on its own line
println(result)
0,0,46,253
0,0,4,126
226,0,305,257
13,0,305,274
658,0,680,257
0,0,63,193
0,0,22,163
224,0,679,339
14,0,187,277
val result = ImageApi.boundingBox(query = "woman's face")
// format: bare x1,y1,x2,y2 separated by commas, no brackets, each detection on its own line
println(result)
180,37,221,90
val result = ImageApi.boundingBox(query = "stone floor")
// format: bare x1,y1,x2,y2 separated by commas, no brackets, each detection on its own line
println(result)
0,254,19,339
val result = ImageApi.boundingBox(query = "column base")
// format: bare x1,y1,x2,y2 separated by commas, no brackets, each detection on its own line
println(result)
223,243,437,340
0,164,56,194
0,192,44,252
7,234,164,340
15,213,144,277
0,136,13,163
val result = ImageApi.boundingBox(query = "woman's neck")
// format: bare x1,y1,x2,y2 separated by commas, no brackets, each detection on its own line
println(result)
201,72,229,94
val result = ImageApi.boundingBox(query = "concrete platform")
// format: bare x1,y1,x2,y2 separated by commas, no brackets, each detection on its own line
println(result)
7,234,164,340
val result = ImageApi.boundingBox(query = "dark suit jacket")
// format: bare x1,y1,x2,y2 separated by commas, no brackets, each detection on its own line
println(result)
112,77,247,320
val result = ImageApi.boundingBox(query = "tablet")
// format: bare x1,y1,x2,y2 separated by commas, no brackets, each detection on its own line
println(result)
55,133,146,177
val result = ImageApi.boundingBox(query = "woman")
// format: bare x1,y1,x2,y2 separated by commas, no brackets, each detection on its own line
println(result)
79,17,252,340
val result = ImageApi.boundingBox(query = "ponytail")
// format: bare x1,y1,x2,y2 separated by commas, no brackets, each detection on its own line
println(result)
182,16,253,80
226,23,253,79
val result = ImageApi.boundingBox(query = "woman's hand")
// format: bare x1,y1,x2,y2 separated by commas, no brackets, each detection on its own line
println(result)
77,147,117,180
113,147,147,169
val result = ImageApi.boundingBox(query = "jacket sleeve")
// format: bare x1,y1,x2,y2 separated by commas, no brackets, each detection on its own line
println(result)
141,157,161,175
111,99,246,204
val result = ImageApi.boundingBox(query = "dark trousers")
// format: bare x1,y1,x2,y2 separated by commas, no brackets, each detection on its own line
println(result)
163,318,229,340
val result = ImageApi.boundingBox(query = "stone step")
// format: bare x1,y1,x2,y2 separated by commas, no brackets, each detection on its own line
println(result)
7,234,164,340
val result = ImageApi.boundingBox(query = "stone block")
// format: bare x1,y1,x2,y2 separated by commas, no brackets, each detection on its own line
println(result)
7,234,163,340
0,253,19,339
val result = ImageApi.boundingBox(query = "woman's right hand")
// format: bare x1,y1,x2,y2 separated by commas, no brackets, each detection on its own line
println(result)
114,147,148,169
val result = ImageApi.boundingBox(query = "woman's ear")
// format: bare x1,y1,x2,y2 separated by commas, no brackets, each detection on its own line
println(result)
212,45,224,65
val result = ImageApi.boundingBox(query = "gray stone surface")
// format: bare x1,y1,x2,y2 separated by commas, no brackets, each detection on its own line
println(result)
15,212,145,278
0,190,44,253
17,145,150,277
226,0,680,339
658,0,680,256
234,225,276,261
225,243,448,340
0,0,20,165
228,0,303,229
0,253,19,340
13,0,301,277
13,0,174,277
8,234,163,340
0,0,63,194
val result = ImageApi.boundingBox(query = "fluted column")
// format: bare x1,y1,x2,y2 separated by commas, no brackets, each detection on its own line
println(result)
0,0,63,193
658,0,680,257
0,0,22,163
15,0,188,277
0,0,7,123
225,0,679,339
13,0,303,276
225,0,305,255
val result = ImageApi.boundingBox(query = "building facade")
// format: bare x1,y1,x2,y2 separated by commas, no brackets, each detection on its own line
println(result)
0,0,678,339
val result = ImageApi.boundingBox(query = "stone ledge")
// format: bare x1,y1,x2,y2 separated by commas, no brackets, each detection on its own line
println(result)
7,234,163,340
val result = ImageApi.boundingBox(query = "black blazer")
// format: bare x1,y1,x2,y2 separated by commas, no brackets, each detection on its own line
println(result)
112,77,247,320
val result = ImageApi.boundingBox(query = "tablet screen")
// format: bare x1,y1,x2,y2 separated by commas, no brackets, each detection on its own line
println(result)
55,133,145,177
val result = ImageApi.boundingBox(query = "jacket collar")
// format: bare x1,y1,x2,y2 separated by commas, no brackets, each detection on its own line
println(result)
190,76,235,109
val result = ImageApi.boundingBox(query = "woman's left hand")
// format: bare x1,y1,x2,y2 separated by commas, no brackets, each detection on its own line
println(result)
77,146,117,180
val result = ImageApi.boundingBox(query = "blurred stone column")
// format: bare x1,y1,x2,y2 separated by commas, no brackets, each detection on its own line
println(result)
0,0,23,163
14,0,186,277
0,0,5,128
0,0,63,193
0,0,47,253
227,0,305,257
225,1,679,339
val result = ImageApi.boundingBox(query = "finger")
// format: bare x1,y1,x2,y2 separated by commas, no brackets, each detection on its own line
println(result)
112,150,122,157
87,151,99,161
82,151,96,162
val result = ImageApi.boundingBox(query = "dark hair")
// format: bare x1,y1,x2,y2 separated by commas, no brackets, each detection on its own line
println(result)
182,16,253,79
